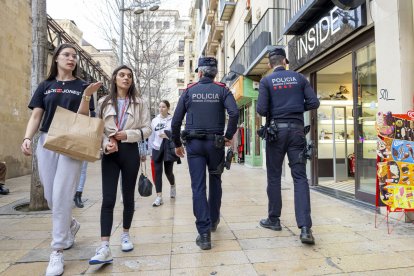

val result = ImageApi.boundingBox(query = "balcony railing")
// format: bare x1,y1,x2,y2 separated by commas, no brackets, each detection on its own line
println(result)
229,8,288,76
219,0,236,21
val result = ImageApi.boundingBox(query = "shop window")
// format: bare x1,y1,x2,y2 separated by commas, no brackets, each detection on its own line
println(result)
255,111,261,156
355,42,377,195
163,21,170,29
245,103,251,156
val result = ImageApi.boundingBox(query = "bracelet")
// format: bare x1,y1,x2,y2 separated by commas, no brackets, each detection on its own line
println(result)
82,95,91,102
23,137,31,143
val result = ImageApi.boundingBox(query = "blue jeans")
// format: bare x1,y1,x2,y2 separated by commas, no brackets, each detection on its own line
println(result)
77,161,88,192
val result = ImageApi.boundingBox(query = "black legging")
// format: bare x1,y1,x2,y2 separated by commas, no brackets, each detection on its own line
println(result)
100,142,139,237
153,157,175,193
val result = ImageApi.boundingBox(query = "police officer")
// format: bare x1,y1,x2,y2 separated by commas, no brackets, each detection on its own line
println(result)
257,48,320,244
171,57,238,250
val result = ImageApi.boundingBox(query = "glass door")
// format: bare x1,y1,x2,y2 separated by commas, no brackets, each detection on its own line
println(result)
354,42,377,203
316,54,355,194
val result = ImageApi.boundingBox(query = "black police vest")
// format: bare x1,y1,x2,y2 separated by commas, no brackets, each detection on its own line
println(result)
267,70,305,119
185,83,226,133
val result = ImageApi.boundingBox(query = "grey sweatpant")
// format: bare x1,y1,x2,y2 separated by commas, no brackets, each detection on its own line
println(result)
37,133,82,250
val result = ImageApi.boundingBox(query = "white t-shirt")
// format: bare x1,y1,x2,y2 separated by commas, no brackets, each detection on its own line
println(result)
148,114,172,151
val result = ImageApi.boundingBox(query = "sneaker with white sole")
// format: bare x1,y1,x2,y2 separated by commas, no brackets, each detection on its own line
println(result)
121,233,134,252
170,185,176,198
64,218,80,250
45,251,64,276
89,245,113,265
152,196,163,207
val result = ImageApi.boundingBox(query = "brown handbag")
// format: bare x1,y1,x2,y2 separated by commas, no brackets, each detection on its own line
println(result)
43,106,104,162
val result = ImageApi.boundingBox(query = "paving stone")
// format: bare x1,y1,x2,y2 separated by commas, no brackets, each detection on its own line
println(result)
2,160,414,274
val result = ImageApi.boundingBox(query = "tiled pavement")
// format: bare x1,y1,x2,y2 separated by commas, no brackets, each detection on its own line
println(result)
1,159,414,275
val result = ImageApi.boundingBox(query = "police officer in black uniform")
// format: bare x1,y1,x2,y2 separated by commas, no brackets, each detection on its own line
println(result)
171,57,238,250
257,48,320,244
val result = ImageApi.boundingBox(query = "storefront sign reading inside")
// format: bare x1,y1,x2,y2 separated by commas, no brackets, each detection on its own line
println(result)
288,5,366,70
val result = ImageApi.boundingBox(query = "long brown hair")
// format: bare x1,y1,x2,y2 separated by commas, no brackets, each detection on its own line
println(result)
46,43,79,81
100,65,139,118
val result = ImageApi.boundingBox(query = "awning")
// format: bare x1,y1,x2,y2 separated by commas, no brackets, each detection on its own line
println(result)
282,0,334,35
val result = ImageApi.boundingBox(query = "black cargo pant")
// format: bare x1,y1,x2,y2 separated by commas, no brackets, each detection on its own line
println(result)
266,124,312,228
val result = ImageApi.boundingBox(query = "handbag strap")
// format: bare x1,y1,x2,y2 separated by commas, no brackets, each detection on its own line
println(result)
139,129,146,175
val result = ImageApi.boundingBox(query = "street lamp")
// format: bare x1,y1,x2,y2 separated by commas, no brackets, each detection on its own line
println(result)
119,0,160,65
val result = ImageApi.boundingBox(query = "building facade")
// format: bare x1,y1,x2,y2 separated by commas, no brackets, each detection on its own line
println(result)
189,0,414,205
126,9,188,117
0,0,32,178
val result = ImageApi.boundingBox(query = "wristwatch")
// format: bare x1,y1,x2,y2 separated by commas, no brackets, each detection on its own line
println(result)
82,95,91,102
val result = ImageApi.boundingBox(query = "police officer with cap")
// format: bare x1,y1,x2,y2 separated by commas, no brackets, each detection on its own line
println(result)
171,56,238,250
257,48,320,244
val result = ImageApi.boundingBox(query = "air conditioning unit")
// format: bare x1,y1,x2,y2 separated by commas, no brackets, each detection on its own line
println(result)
252,81,260,90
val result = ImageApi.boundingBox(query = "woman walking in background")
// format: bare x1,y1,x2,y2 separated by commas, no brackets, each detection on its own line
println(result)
74,104,96,208
21,43,101,276
89,65,151,265
149,100,179,207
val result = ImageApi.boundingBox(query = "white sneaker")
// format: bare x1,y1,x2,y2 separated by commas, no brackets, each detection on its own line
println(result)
152,196,163,207
170,185,176,198
89,245,113,265
45,251,64,276
64,218,80,250
121,233,134,252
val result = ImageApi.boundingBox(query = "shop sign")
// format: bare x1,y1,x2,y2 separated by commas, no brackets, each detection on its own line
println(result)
231,76,244,102
288,5,366,70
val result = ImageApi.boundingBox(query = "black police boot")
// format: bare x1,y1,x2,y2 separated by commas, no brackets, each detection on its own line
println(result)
73,191,84,208
196,232,211,250
259,218,282,231
211,218,220,232
0,184,9,195
300,226,315,245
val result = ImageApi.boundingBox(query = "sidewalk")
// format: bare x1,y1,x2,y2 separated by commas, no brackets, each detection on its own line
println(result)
1,159,414,275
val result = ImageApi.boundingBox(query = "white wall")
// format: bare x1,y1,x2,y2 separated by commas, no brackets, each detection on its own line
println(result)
374,0,414,114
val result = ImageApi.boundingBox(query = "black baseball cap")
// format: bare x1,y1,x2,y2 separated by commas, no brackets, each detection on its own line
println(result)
269,48,289,64
195,57,217,72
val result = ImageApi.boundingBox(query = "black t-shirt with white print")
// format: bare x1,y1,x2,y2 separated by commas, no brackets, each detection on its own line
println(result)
28,78,94,132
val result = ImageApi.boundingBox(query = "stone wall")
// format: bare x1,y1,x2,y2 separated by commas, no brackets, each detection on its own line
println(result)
0,0,32,178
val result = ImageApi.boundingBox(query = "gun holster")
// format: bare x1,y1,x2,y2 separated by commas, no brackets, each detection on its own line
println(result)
225,148,234,170
298,140,314,164
257,119,278,142
214,135,225,149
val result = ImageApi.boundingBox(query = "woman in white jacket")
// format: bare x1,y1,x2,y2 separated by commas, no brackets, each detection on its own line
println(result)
149,100,177,206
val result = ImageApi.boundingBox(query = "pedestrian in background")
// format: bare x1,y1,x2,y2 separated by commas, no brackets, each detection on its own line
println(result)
89,65,151,265
148,100,178,207
171,57,238,250
257,48,320,245
74,161,87,208
21,43,102,276
74,105,96,208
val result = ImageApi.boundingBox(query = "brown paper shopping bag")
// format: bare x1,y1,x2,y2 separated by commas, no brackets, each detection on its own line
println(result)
43,106,104,162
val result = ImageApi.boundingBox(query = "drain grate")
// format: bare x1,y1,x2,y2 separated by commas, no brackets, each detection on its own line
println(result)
0,198,51,215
